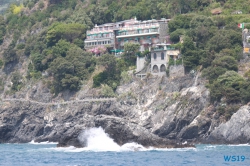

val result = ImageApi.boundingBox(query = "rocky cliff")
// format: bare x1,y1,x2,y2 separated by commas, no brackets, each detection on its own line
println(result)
1,73,249,147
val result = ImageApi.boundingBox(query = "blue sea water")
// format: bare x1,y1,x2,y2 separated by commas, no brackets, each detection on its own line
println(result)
0,143,250,166
0,128,250,166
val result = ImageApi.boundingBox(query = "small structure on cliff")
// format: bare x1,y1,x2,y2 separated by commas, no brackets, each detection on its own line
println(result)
136,43,184,76
150,43,180,76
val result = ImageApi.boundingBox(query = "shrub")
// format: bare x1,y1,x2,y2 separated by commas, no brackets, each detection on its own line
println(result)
100,84,116,97
16,43,25,50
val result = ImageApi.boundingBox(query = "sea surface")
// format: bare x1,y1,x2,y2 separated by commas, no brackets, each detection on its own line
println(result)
0,128,249,166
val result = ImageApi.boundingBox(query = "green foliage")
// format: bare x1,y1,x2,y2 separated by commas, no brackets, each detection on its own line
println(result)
38,1,44,9
93,71,108,88
100,84,116,97
190,15,215,29
240,81,250,103
170,29,184,43
217,105,240,120
11,72,23,91
0,16,6,45
9,4,24,15
0,59,3,68
210,71,245,103
31,53,47,71
120,71,132,84
207,30,242,52
93,54,121,90
168,15,193,33
202,55,238,83
48,46,95,94
3,45,18,64
123,42,140,66
16,43,25,50
46,23,86,46
212,56,238,71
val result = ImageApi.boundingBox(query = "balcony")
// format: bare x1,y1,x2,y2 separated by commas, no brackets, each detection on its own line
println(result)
116,28,159,38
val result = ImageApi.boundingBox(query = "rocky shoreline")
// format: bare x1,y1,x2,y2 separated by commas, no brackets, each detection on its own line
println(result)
0,75,250,148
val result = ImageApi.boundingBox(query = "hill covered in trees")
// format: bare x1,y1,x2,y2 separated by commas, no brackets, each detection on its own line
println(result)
0,0,250,121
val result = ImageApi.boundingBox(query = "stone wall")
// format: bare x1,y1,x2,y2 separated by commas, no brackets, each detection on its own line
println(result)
169,65,185,78
136,56,145,72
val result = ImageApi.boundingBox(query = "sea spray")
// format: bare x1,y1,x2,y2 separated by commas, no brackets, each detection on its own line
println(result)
77,127,145,152
29,140,58,144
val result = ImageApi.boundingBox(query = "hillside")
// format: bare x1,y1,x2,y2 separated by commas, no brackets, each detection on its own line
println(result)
0,0,250,146
0,0,19,14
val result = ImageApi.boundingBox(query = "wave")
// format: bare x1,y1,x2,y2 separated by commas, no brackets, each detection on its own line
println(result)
49,127,195,152
29,140,58,145
77,127,147,152
227,143,250,146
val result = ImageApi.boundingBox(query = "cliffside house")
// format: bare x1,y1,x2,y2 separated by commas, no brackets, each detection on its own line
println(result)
84,17,169,54
84,17,181,75
151,43,180,75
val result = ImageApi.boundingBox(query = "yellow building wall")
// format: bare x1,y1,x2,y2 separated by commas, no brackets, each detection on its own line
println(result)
244,47,250,53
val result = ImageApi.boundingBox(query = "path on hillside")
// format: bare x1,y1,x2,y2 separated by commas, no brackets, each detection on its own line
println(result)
1,97,116,106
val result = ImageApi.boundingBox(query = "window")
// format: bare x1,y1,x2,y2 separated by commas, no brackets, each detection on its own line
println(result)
161,52,164,60
154,53,157,60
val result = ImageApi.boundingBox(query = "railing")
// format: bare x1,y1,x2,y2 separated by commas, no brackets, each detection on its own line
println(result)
117,28,159,37
153,48,164,51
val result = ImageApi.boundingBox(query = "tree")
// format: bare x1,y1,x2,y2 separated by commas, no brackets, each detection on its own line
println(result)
181,36,195,53
207,30,242,52
3,46,18,64
168,14,192,33
190,15,215,29
48,45,96,94
0,16,6,44
170,29,184,43
11,72,22,91
93,54,121,90
202,56,238,83
210,71,245,103
46,23,86,46
31,53,47,71
123,42,140,66
240,81,250,103
100,84,116,97
98,54,117,75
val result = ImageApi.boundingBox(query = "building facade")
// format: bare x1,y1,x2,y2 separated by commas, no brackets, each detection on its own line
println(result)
243,29,250,54
84,18,169,53
84,18,181,76
151,44,180,75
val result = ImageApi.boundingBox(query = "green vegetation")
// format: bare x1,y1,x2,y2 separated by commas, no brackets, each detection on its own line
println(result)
0,16,5,44
1,0,250,119
11,72,23,91
46,23,86,46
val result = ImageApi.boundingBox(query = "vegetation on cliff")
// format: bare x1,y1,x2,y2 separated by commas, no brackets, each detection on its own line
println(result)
1,0,250,120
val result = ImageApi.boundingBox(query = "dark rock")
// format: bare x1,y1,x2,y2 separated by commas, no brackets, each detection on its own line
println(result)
0,75,249,148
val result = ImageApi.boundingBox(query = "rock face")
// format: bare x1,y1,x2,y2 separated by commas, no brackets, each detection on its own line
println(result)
208,105,250,144
0,74,249,147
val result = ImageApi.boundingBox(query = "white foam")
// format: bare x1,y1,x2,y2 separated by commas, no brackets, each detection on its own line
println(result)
49,127,195,152
29,140,58,145
77,127,147,152
227,144,250,146
79,127,120,151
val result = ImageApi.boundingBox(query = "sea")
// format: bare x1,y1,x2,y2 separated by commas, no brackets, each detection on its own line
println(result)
0,127,249,166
